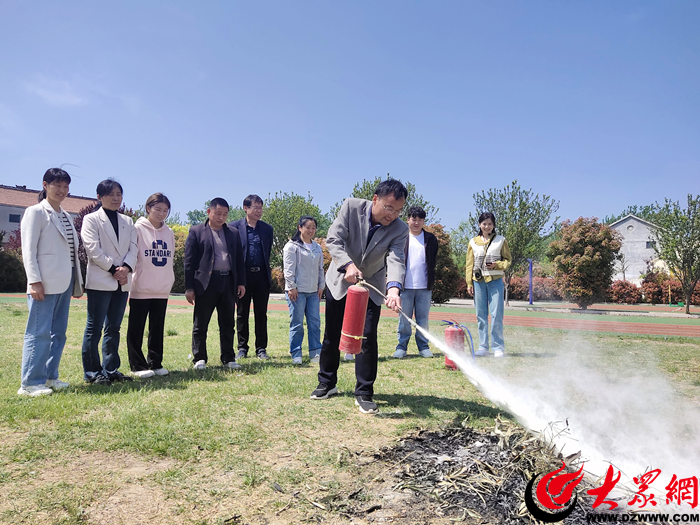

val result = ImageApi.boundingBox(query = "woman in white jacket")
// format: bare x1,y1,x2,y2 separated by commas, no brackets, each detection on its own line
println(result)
126,193,175,378
80,179,138,385
283,216,325,364
18,168,83,396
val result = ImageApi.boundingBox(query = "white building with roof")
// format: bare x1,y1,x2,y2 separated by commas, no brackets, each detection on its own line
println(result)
609,214,665,285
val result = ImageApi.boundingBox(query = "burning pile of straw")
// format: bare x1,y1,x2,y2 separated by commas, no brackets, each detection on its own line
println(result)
351,417,630,524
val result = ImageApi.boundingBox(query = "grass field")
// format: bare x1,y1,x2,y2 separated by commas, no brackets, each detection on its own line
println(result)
0,297,698,524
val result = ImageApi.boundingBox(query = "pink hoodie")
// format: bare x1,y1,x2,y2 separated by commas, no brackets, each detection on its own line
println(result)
130,217,175,299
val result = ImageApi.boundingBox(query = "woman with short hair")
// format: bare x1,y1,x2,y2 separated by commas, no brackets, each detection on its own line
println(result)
283,216,325,364
465,212,511,357
19,168,83,396
80,179,138,385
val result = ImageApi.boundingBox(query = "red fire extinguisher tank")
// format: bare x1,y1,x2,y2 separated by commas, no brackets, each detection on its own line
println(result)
339,285,370,354
444,325,464,370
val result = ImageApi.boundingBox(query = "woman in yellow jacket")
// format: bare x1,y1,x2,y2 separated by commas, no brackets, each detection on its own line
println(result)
465,212,511,357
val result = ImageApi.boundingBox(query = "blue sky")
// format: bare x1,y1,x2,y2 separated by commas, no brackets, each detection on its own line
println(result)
1,1,698,230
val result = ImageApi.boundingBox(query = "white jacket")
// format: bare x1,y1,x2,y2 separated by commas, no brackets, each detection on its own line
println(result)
81,207,138,291
21,199,83,296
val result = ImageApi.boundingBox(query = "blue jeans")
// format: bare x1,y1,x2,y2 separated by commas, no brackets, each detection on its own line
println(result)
82,288,129,380
286,291,321,359
21,277,74,387
473,278,505,352
396,289,432,352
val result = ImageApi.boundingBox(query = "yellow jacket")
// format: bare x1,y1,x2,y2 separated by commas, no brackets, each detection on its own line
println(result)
465,234,512,286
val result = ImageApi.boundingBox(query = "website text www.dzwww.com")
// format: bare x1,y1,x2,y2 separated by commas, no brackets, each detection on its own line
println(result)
586,514,699,523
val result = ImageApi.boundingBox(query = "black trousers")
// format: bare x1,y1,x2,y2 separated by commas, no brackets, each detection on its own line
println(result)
236,270,270,353
127,298,168,371
318,287,382,397
192,272,236,364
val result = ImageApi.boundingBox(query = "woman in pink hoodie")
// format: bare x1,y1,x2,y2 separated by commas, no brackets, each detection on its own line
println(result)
126,193,175,378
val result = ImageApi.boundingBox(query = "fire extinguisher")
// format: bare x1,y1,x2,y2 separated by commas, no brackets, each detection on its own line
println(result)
444,324,465,370
339,284,369,354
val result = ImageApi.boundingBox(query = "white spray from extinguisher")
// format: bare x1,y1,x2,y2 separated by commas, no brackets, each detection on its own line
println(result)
359,280,544,431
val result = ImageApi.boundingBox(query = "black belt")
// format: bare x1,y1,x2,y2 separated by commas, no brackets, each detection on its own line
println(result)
248,267,262,272
213,270,230,276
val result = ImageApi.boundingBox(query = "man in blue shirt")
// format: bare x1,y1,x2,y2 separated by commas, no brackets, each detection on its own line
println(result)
230,195,274,360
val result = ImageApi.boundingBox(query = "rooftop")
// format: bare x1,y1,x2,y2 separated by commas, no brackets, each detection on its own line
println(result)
0,184,96,214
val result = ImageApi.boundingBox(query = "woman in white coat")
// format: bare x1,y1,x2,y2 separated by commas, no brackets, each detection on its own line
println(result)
19,168,83,396
80,179,138,385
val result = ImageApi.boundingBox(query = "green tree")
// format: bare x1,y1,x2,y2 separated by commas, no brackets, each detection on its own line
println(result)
648,194,700,315
456,180,560,302
548,217,622,309
329,174,439,224
424,224,461,304
263,191,327,268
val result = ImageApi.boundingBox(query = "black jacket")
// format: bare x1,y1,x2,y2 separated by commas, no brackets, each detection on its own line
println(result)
404,229,439,290
230,218,273,286
184,220,246,296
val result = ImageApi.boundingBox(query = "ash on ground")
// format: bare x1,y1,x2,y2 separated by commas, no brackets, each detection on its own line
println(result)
342,417,632,524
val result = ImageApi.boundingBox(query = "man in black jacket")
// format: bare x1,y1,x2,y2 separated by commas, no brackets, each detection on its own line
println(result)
393,206,439,359
230,194,274,360
184,198,246,370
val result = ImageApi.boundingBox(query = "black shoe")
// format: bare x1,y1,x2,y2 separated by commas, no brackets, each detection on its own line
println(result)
108,371,134,382
310,383,338,400
88,373,112,386
257,349,270,360
355,395,379,414
236,349,248,359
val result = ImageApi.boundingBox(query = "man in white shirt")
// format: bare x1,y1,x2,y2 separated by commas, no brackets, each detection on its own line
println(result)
393,206,439,359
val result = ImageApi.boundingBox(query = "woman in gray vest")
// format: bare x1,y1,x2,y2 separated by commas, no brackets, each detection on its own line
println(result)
465,212,511,357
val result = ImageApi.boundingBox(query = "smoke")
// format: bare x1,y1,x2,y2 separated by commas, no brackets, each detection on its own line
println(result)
415,322,700,510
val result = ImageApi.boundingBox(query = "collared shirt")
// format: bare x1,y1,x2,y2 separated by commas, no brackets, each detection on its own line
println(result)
246,223,265,268
211,226,231,271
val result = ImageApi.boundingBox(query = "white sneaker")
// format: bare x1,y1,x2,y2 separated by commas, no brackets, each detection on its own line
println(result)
474,348,488,357
133,370,155,378
292,357,303,365
309,356,320,364
153,368,169,376
226,361,241,370
18,385,53,397
494,350,504,358
45,379,70,390
344,353,355,361
193,360,207,370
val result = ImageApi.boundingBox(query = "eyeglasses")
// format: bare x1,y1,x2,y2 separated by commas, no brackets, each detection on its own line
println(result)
379,201,403,216
247,206,263,211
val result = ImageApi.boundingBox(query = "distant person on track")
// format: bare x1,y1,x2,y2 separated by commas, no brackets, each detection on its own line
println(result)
18,168,83,396
283,216,325,365
465,212,511,357
126,193,175,378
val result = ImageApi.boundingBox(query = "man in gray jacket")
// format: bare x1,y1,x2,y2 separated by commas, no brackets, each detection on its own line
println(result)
310,180,409,414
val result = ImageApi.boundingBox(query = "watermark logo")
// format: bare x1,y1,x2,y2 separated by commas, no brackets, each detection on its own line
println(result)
525,461,585,522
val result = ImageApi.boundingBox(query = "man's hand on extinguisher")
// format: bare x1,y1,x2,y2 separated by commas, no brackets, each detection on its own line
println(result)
343,263,363,284
385,287,401,312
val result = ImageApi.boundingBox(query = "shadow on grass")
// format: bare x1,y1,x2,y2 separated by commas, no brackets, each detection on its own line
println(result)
354,393,506,421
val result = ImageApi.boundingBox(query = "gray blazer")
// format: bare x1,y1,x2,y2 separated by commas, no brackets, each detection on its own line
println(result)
325,198,408,305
